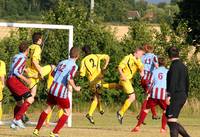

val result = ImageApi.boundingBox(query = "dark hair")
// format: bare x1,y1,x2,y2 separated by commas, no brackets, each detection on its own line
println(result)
143,44,154,53
32,32,42,44
82,45,91,55
70,47,80,58
167,46,179,58
19,41,29,53
158,57,166,66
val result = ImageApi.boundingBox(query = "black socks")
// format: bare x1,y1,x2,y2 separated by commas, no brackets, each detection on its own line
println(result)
167,122,190,137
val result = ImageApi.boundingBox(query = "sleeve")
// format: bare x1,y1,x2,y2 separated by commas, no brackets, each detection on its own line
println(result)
118,55,129,69
79,59,86,77
68,65,78,80
167,64,178,97
32,46,41,62
96,54,109,61
135,58,144,71
13,58,24,77
0,61,6,77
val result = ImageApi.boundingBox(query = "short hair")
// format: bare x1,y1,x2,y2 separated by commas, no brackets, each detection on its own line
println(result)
19,41,29,53
158,57,166,66
167,46,179,58
32,32,42,44
70,47,80,58
143,44,154,53
135,46,144,52
82,45,91,55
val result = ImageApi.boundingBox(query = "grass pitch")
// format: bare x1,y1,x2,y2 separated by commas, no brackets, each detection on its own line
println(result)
0,112,199,137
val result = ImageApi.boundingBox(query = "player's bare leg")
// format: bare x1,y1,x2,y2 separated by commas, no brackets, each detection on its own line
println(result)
117,93,135,124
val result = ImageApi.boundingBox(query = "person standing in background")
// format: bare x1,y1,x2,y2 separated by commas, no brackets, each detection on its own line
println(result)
166,46,190,137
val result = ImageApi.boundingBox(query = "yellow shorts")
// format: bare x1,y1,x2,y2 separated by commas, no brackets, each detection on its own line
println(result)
28,65,52,88
0,83,3,101
119,79,134,95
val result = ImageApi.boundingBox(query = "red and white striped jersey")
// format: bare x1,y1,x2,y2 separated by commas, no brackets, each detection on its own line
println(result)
150,66,168,100
49,58,78,99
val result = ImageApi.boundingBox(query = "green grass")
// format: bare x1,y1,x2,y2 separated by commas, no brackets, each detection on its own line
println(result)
0,111,200,137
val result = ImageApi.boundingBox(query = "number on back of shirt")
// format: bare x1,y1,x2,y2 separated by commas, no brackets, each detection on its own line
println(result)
89,58,96,68
57,64,66,72
158,73,163,80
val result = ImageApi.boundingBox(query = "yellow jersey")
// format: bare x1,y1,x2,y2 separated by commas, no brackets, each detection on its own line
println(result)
0,60,6,77
80,54,109,82
27,44,42,76
0,60,6,85
118,54,143,80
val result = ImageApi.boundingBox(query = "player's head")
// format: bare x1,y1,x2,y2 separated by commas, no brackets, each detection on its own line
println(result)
19,41,29,56
82,45,91,55
32,32,42,45
167,46,179,59
134,47,145,59
158,57,166,67
70,47,80,59
143,44,154,53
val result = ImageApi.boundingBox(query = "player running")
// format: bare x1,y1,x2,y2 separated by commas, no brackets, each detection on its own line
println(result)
0,59,6,125
45,68,64,127
33,47,81,137
80,45,120,124
132,57,168,133
117,47,144,124
137,44,159,123
7,42,34,129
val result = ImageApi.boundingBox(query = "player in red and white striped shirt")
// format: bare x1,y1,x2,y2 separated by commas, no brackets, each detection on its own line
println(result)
132,57,168,133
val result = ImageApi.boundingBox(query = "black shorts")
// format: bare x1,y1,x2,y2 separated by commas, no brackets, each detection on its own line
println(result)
166,92,187,119
12,91,32,102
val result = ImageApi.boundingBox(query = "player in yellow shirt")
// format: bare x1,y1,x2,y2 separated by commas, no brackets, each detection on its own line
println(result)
0,60,6,124
117,47,144,124
80,46,120,124
26,32,54,98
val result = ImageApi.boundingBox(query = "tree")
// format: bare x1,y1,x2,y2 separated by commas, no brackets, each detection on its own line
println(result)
174,0,200,52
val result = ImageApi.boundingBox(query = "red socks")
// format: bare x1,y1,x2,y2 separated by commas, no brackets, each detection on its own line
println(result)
53,114,68,134
138,100,147,117
15,101,30,120
161,113,167,129
136,111,147,127
36,111,48,130
14,105,21,118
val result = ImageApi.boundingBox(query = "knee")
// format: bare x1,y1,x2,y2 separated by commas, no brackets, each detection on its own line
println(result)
128,94,135,102
26,96,34,104
63,109,70,116
44,106,52,114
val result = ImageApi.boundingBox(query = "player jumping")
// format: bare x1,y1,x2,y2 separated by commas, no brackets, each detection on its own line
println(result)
80,45,120,124
33,47,81,137
132,57,168,133
117,47,144,124
7,41,34,129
